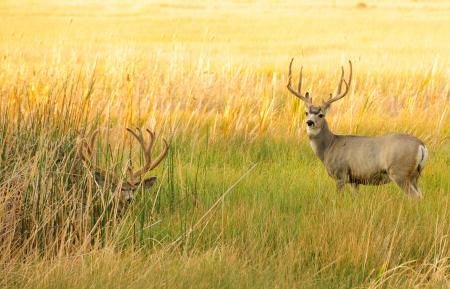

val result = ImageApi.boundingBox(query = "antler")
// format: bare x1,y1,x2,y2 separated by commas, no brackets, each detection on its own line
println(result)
287,58,312,105
77,129,108,177
126,128,168,184
322,60,352,107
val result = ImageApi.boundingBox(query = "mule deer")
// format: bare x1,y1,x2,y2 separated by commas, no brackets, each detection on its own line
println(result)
77,128,168,207
287,59,428,198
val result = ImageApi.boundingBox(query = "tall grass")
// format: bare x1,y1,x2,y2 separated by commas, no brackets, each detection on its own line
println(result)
0,51,448,288
0,1,449,287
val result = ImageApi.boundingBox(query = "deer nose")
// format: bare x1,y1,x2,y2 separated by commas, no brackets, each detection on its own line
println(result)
306,120,314,127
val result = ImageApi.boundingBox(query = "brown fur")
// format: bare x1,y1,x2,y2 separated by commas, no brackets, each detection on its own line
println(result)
306,105,427,198
287,59,427,198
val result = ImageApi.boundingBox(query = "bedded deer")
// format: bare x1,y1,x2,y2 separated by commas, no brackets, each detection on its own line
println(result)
287,59,428,198
77,128,168,207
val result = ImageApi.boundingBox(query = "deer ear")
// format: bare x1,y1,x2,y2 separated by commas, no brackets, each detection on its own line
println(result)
142,176,157,188
305,92,312,101
303,92,312,107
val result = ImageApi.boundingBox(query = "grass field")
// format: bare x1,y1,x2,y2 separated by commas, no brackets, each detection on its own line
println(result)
0,1,449,288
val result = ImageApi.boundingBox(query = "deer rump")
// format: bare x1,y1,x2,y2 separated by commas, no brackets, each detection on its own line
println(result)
323,133,426,186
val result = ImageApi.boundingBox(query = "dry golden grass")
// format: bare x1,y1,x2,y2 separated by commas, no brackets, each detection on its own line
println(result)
0,1,449,288
1,1,448,139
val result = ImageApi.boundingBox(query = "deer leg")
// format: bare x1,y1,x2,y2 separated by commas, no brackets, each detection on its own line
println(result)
392,178,413,196
351,183,359,193
335,179,345,193
405,168,423,198
389,174,421,199
410,176,423,199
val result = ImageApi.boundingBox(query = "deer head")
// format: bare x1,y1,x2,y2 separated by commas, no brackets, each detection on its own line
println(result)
287,59,352,137
77,128,168,205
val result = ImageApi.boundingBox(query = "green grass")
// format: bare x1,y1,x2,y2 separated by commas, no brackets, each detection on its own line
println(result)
0,1,449,287
0,59,448,287
1,116,448,288
0,59,447,287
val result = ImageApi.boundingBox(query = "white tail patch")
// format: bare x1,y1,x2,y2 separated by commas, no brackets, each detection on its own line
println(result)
417,145,428,172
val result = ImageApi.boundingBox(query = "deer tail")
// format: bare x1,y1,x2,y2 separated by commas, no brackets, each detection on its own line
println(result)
416,145,428,174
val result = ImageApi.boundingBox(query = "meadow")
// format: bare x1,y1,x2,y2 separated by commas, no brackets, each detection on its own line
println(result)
0,1,449,288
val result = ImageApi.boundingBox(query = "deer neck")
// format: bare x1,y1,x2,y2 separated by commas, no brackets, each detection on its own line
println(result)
308,121,335,162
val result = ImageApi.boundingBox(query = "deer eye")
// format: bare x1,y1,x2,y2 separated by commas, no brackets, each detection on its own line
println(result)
318,114,324,118
305,112,309,116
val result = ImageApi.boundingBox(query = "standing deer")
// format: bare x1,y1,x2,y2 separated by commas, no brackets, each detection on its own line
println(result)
77,128,168,207
287,59,428,198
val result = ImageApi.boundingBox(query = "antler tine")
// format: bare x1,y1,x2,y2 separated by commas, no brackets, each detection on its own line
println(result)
323,60,352,107
287,58,311,104
336,66,345,95
288,58,294,87
126,128,143,151
77,139,91,163
145,129,155,158
287,58,300,97
298,65,303,94
127,127,152,164
87,129,99,156
77,129,108,178
126,128,145,184
126,128,168,183
77,129,99,162
148,138,168,171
